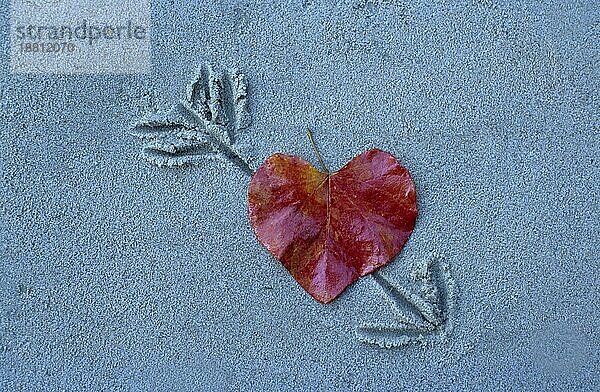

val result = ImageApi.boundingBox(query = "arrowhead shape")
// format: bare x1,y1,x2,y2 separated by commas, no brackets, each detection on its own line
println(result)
248,149,418,303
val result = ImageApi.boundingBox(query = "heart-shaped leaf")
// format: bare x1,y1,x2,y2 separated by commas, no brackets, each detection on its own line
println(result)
248,149,418,303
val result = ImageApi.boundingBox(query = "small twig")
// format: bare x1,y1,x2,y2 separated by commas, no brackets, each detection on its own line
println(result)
307,127,329,173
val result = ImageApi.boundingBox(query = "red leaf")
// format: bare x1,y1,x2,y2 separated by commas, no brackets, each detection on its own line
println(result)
248,149,418,303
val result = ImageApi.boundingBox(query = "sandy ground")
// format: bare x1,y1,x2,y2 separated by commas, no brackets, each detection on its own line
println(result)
1,0,599,390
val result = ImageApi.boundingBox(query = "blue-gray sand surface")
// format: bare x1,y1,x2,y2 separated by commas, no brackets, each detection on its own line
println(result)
1,0,599,390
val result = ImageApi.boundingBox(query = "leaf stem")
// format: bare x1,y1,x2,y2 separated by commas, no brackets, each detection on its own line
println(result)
307,127,329,173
